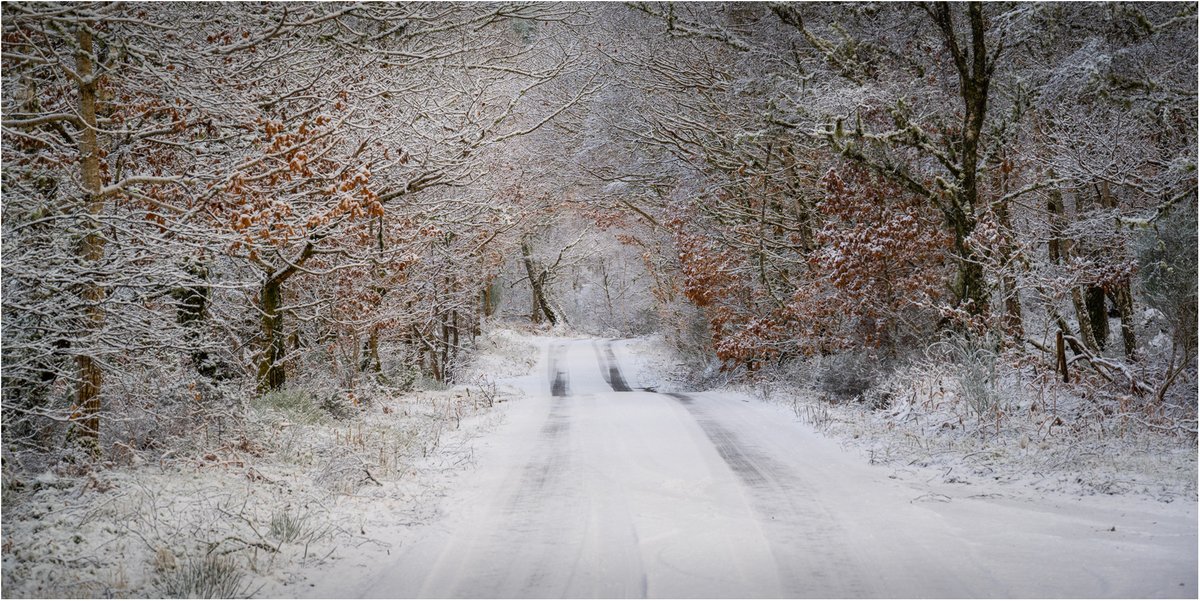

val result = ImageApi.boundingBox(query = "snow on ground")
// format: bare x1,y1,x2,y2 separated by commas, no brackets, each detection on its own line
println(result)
622,334,1197,504
459,327,541,382
0,329,541,598
299,336,1196,598
618,334,1198,593
751,368,1195,504
4,330,1194,598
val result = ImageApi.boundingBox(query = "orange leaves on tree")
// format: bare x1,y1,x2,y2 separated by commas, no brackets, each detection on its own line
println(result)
808,164,950,348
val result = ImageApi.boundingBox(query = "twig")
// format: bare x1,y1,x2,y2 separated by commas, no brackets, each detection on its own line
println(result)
362,468,383,486
210,535,279,555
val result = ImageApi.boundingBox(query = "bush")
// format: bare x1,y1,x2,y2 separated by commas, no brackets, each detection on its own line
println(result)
931,333,1004,420
817,351,883,402
1136,202,1198,359
253,389,324,424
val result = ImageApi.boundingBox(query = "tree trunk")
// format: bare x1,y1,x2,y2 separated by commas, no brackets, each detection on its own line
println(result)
481,280,498,318
1048,183,1100,350
1070,287,1100,352
1085,285,1108,350
440,311,451,380
1112,284,1137,361
931,3,993,318
521,239,543,323
428,322,442,382
931,2,988,316
74,25,105,446
995,192,1024,338
362,326,382,373
949,208,989,316
783,147,816,253
1056,330,1069,383
521,236,557,325
1047,177,1067,265
411,324,426,376
257,279,286,393
601,264,614,320
1071,183,1108,350
173,260,213,378
253,241,316,392
1067,185,1104,351
1096,181,1137,360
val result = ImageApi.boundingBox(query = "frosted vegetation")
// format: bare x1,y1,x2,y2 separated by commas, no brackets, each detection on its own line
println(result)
1,1,1196,598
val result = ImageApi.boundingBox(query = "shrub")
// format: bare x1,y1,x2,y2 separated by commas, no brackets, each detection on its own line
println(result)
253,389,323,424
932,333,1004,420
817,351,882,402
1136,202,1198,360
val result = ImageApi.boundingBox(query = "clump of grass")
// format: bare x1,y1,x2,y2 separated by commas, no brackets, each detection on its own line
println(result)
253,389,324,424
959,352,1002,418
155,553,250,598
930,333,1006,433
269,509,317,544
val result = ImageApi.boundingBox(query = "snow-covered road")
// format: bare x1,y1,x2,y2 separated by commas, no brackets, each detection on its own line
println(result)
335,338,1196,598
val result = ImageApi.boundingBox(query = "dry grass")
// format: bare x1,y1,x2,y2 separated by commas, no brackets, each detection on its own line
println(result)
0,383,503,598
767,356,1198,501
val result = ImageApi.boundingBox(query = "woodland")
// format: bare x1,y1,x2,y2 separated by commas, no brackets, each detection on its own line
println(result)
1,1,1196,490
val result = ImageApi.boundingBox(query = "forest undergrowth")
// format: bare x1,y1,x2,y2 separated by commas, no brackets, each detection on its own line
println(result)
0,330,537,598
778,361,1197,503
629,329,1197,504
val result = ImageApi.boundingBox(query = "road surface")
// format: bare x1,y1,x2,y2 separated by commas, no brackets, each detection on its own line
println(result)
343,338,1196,598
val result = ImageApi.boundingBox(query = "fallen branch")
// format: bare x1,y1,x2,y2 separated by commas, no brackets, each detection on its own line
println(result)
211,535,279,555
1116,413,1199,435
362,468,383,486
1026,334,1153,396
1062,335,1153,395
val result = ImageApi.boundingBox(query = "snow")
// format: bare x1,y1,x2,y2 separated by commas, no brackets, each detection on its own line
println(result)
300,336,1197,598
754,360,1198,504
1151,331,1172,349
3,332,1195,598
0,330,540,598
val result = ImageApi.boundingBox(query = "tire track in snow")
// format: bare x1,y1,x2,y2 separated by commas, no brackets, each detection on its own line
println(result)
487,343,586,595
592,340,632,392
514,342,574,533
665,392,870,597
513,401,571,501
504,341,642,596
668,393,767,487
548,342,570,397
436,344,582,597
